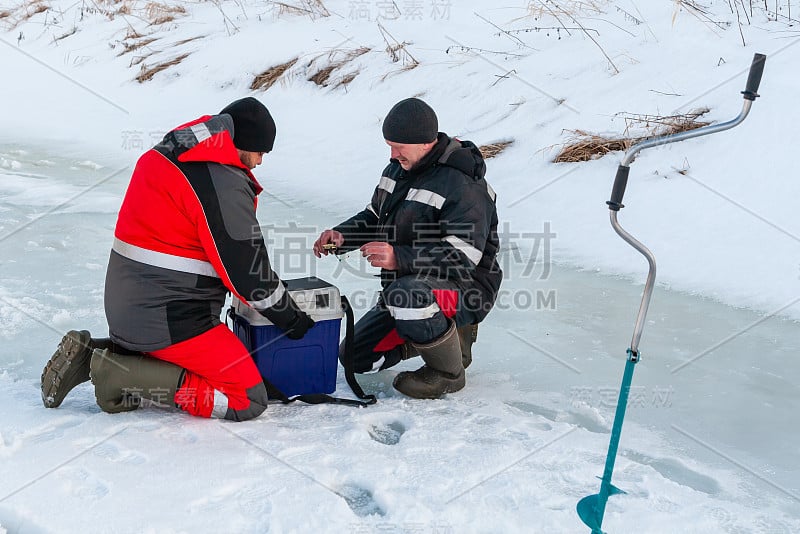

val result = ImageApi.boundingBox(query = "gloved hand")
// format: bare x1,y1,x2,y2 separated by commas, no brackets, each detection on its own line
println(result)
285,309,315,340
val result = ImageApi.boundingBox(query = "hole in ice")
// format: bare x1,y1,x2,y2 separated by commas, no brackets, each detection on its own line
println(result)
367,420,406,445
337,484,386,517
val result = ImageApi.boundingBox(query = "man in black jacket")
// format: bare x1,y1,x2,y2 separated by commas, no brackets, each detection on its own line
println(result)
314,98,502,398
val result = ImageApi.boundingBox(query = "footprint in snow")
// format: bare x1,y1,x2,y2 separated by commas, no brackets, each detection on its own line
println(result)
752,514,797,534
187,485,239,515
367,420,406,445
622,450,721,495
0,505,50,534
128,421,161,433
92,442,147,466
336,483,385,517
156,425,198,444
0,430,20,454
505,400,609,434
57,466,109,500
237,485,273,517
27,416,84,444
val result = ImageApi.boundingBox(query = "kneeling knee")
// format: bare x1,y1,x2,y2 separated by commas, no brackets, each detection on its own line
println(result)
225,382,269,422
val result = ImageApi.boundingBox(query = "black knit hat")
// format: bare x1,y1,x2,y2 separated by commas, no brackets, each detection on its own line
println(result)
382,98,438,144
219,97,276,153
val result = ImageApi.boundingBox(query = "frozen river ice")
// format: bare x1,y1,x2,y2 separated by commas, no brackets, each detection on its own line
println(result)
1,145,798,532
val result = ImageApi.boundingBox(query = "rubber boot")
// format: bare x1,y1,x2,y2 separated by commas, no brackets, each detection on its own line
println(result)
399,342,417,361
400,323,478,369
41,330,118,408
393,322,465,399
458,323,478,369
90,349,184,414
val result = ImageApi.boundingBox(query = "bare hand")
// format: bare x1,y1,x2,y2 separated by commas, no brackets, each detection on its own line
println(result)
313,229,345,258
360,242,397,270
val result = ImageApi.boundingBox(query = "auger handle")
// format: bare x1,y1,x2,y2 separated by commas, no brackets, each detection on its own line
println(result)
606,165,630,212
742,53,766,101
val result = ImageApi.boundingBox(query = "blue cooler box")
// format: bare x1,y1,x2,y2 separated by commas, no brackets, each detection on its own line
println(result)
231,277,342,397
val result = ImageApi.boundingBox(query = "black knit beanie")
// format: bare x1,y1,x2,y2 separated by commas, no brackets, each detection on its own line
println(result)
219,97,276,152
382,98,438,144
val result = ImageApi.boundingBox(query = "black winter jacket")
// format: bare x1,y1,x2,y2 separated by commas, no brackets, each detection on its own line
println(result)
334,133,502,320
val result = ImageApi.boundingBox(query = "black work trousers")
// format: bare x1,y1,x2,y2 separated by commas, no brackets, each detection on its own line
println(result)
342,275,480,373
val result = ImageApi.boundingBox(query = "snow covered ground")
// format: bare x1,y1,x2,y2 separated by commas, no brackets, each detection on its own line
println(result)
1,1,799,532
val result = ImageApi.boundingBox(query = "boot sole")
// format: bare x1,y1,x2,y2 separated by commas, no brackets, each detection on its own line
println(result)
41,330,93,408
393,368,466,400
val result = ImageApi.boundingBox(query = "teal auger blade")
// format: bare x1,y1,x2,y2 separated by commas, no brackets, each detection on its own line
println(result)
577,494,602,532
578,484,626,532
577,354,638,533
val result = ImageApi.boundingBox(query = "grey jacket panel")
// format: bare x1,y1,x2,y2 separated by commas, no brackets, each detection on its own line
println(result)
105,250,227,351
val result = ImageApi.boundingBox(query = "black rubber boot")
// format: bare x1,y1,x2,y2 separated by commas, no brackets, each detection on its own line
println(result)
400,323,478,369
41,331,118,408
90,349,185,414
393,322,465,399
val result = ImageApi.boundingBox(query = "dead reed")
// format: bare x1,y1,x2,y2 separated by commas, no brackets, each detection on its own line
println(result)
553,109,711,163
479,140,515,159
250,58,299,91
307,47,370,87
136,53,190,83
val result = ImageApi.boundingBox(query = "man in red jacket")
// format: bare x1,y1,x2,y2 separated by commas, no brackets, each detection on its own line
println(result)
41,97,313,421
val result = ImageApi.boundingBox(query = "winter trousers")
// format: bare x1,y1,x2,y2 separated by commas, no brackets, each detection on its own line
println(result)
345,275,480,373
149,324,268,421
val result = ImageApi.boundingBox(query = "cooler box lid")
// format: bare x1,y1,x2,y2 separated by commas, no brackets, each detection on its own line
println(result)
233,276,343,325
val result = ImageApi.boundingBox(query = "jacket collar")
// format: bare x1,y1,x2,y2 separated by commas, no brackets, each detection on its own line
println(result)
394,132,450,178
159,114,262,193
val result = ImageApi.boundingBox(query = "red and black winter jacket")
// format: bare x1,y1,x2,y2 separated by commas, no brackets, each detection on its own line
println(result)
105,114,301,351
333,133,502,321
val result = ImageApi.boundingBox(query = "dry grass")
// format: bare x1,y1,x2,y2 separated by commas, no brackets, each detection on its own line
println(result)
118,37,158,56
273,2,307,16
129,53,154,67
525,0,604,18
553,132,631,163
250,57,299,91
479,140,515,159
136,53,189,83
53,25,77,42
620,108,710,136
520,0,619,73
378,22,419,70
124,28,145,40
308,64,338,86
385,42,418,68
380,62,419,82
145,2,185,25
1,2,48,29
149,15,174,25
29,2,49,15
334,71,359,89
308,47,370,87
305,0,330,16
553,109,710,163
273,0,330,19
145,2,186,17
174,35,204,46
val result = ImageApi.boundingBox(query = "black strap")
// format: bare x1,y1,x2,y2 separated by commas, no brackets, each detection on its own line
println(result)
263,379,372,407
340,295,377,405
261,294,376,408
